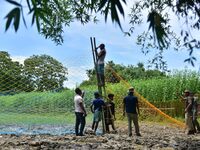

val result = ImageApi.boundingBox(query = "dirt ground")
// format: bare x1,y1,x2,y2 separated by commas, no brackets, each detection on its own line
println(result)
0,122,200,150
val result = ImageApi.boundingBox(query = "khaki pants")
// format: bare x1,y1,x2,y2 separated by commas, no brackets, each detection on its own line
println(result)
127,113,140,135
185,112,194,132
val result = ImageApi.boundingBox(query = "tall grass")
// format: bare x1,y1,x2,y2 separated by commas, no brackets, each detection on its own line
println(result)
133,70,200,102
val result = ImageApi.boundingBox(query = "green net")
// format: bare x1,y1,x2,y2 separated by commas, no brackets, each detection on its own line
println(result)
2,50,198,135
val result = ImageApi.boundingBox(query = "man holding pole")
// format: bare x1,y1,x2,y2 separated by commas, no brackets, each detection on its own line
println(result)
90,91,106,135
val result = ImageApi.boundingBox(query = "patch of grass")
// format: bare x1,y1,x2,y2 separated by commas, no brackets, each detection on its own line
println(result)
0,112,93,125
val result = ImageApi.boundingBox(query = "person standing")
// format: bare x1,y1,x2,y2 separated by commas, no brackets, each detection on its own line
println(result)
192,93,200,133
96,43,106,86
74,88,87,136
181,90,195,135
105,93,116,133
123,87,141,137
90,91,105,134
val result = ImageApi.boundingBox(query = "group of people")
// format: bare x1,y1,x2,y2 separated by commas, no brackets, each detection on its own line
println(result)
74,87,141,137
73,42,140,136
74,43,200,136
182,90,200,135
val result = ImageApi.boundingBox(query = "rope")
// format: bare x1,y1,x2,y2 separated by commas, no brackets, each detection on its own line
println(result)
106,65,186,128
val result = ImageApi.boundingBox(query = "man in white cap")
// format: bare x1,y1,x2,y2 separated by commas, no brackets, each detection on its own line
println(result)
123,87,141,137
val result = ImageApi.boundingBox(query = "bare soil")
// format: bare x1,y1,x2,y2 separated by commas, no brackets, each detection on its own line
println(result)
0,122,200,150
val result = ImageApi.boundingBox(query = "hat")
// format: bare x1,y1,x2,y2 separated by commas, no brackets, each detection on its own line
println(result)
184,90,190,93
129,87,134,90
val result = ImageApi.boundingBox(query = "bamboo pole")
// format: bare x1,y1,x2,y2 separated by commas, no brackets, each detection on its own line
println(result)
90,37,102,96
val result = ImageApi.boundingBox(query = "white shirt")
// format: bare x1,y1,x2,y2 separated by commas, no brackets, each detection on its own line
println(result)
74,94,84,113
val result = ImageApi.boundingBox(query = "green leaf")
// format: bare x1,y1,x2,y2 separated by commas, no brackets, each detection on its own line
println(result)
26,0,32,10
192,56,196,61
31,11,36,25
21,7,27,28
5,12,13,31
14,8,20,31
115,0,125,17
4,7,21,32
6,0,21,7
98,0,107,11
147,11,155,31
97,0,126,30
36,14,40,32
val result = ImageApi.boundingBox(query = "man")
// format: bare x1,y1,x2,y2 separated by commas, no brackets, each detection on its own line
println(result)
74,88,87,136
90,91,105,134
123,87,141,137
96,43,106,86
181,90,195,135
104,93,116,133
192,93,200,133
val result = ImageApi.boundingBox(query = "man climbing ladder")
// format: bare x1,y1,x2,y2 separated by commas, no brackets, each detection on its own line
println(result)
90,37,106,97
96,43,106,86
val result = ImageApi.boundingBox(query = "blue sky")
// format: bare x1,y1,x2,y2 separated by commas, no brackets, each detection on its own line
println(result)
0,0,200,88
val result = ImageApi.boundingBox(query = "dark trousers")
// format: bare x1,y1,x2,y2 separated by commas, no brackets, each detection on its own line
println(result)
75,112,86,136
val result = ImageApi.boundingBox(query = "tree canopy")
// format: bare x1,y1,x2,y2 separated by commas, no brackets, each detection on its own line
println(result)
0,51,68,93
0,51,25,92
24,54,68,91
80,61,166,86
4,0,200,70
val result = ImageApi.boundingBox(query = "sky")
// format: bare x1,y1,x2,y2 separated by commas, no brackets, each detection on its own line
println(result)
0,0,200,89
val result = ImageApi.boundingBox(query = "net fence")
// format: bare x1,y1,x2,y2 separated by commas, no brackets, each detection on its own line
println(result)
0,50,187,135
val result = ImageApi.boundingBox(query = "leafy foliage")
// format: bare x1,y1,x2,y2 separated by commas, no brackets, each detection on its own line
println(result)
127,0,200,68
0,51,30,92
24,54,68,91
0,51,68,93
4,0,200,69
80,61,166,86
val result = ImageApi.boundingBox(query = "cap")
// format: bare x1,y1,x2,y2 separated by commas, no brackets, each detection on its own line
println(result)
129,87,134,90
184,90,190,93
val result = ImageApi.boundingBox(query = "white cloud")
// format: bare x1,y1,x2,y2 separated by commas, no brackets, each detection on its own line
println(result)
11,56,27,64
64,65,89,89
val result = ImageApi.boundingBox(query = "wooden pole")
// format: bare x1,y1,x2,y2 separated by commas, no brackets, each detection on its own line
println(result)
92,37,102,96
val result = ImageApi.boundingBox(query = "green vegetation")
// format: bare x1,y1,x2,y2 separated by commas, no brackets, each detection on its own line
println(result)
81,61,166,86
133,70,200,102
0,112,93,125
0,90,95,113
0,69,199,124
0,51,68,93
